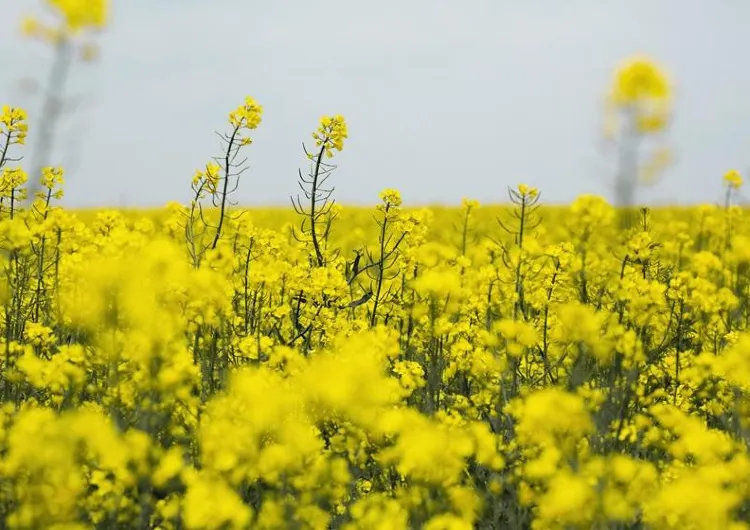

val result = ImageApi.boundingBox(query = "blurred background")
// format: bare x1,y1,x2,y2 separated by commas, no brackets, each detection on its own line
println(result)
1,0,748,208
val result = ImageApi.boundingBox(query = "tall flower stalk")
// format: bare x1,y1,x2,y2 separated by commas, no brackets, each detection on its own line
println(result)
604,55,672,229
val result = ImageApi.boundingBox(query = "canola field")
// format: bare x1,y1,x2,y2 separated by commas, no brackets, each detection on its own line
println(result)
3,100,750,530
4,3,750,526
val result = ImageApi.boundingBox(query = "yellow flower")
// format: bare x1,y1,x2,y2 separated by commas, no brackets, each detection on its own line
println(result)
461,197,480,210
536,470,596,527
313,114,348,157
49,0,108,33
228,96,263,131
183,472,252,529
379,188,402,207
516,183,539,199
1,106,29,145
608,55,672,134
152,448,186,488
724,169,743,189
611,55,671,104
41,166,65,190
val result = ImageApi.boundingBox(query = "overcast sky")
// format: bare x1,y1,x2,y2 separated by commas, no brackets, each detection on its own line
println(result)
1,0,748,207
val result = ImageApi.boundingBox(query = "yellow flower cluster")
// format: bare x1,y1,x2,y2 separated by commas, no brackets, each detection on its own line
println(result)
611,55,671,104
313,115,348,158
0,107,28,147
228,97,263,134
379,187,402,208
607,54,672,135
724,169,743,189
49,0,108,32
22,0,107,43
192,162,222,197
516,183,539,200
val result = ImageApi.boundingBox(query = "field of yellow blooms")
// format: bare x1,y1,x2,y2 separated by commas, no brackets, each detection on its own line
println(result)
2,95,750,530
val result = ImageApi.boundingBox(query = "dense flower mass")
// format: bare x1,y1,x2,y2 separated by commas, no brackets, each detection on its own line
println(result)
2,91,750,530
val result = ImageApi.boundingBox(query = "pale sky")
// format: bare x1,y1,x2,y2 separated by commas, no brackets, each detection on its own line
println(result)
0,0,747,207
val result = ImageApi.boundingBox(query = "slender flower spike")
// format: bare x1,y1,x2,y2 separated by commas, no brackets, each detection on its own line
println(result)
0,168,29,199
227,97,263,151
39,167,65,200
